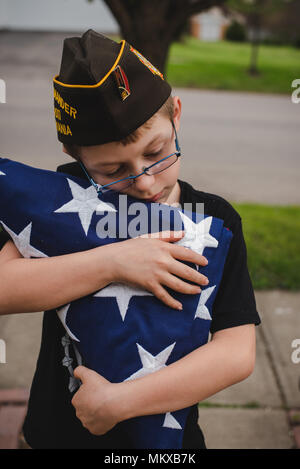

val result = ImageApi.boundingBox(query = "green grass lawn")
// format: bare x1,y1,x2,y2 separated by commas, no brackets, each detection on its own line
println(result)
166,37,300,94
232,203,300,290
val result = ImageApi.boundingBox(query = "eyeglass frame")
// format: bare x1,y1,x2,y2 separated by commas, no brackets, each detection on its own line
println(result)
78,119,181,194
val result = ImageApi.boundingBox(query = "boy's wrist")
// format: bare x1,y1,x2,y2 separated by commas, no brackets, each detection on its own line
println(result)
97,243,119,285
113,381,137,422
101,239,130,285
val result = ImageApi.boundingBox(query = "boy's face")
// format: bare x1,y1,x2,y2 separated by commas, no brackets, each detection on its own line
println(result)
64,97,182,205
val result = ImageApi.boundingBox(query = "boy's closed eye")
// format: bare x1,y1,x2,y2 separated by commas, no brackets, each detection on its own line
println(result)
105,165,125,177
143,148,164,159
103,149,165,177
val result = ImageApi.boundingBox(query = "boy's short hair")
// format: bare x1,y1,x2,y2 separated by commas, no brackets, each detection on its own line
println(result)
64,95,174,160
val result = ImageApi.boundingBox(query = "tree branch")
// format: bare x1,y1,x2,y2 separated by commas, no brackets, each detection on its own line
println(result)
186,0,227,17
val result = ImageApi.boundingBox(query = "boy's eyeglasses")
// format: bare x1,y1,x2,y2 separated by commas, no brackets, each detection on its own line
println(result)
78,120,181,194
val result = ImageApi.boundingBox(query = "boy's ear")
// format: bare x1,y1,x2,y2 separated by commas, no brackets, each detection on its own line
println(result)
62,144,68,155
172,96,182,131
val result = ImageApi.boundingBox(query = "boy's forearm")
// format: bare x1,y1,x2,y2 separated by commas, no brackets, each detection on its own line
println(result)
117,330,254,420
0,245,116,315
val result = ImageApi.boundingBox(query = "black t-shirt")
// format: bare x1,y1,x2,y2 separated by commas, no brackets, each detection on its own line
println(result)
0,162,261,449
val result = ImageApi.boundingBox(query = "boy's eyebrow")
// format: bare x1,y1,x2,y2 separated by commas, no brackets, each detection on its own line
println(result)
97,134,165,166
143,134,165,154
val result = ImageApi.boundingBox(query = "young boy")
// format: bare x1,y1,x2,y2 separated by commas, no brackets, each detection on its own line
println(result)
0,30,260,449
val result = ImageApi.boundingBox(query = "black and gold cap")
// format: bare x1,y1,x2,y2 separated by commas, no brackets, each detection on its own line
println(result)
53,29,172,146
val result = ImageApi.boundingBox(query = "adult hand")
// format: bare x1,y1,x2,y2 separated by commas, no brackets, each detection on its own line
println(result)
71,365,123,436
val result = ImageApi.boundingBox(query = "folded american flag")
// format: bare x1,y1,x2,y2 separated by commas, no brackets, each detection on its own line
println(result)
0,157,232,448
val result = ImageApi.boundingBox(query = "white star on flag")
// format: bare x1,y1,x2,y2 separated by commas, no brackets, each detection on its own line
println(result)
57,304,80,342
176,212,218,256
194,285,216,320
124,343,182,429
94,283,153,321
175,212,218,270
163,412,182,430
0,221,48,258
54,178,117,235
124,342,176,381
0,171,5,175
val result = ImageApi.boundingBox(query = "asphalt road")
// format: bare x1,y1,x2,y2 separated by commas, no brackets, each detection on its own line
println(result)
0,31,299,204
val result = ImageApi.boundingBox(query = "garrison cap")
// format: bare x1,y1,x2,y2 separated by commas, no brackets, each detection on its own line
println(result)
53,29,172,146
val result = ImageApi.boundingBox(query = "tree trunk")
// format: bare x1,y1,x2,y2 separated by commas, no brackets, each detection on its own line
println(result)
103,0,226,74
248,38,260,76
247,12,261,76
111,1,177,75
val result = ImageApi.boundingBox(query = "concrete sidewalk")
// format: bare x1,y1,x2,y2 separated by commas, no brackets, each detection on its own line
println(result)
0,389,29,449
0,290,299,449
199,290,300,449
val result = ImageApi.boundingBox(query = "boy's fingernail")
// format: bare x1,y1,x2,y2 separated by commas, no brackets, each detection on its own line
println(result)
177,304,183,310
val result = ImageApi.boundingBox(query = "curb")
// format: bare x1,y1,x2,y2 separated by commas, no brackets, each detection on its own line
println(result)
0,388,29,449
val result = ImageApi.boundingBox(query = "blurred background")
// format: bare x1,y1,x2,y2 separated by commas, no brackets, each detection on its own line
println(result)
0,0,299,449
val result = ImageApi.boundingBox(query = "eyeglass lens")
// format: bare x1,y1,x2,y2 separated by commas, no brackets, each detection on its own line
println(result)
106,153,178,191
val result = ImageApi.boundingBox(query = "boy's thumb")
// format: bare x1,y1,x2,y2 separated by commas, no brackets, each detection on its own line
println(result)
73,365,94,383
73,365,109,385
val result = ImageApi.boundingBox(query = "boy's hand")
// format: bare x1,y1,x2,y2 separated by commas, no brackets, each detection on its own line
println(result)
71,366,122,436
111,230,209,311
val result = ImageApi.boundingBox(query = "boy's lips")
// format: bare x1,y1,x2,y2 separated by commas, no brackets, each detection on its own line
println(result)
143,190,164,202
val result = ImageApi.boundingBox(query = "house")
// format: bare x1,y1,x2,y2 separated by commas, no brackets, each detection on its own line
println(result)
190,7,230,42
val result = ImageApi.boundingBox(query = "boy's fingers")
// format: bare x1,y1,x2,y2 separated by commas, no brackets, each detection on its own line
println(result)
136,230,184,241
169,260,209,286
171,245,208,266
161,230,185,242
162,273,202,295
150,283,183,311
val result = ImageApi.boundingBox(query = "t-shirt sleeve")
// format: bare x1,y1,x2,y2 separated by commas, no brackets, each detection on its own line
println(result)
210,216,261,334
0,228,10,250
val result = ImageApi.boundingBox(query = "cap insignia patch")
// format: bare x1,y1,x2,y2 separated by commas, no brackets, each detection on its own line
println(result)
130,46,164,80
113,65,131,101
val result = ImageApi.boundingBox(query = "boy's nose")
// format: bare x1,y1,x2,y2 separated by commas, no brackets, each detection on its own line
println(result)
132,171,156,192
